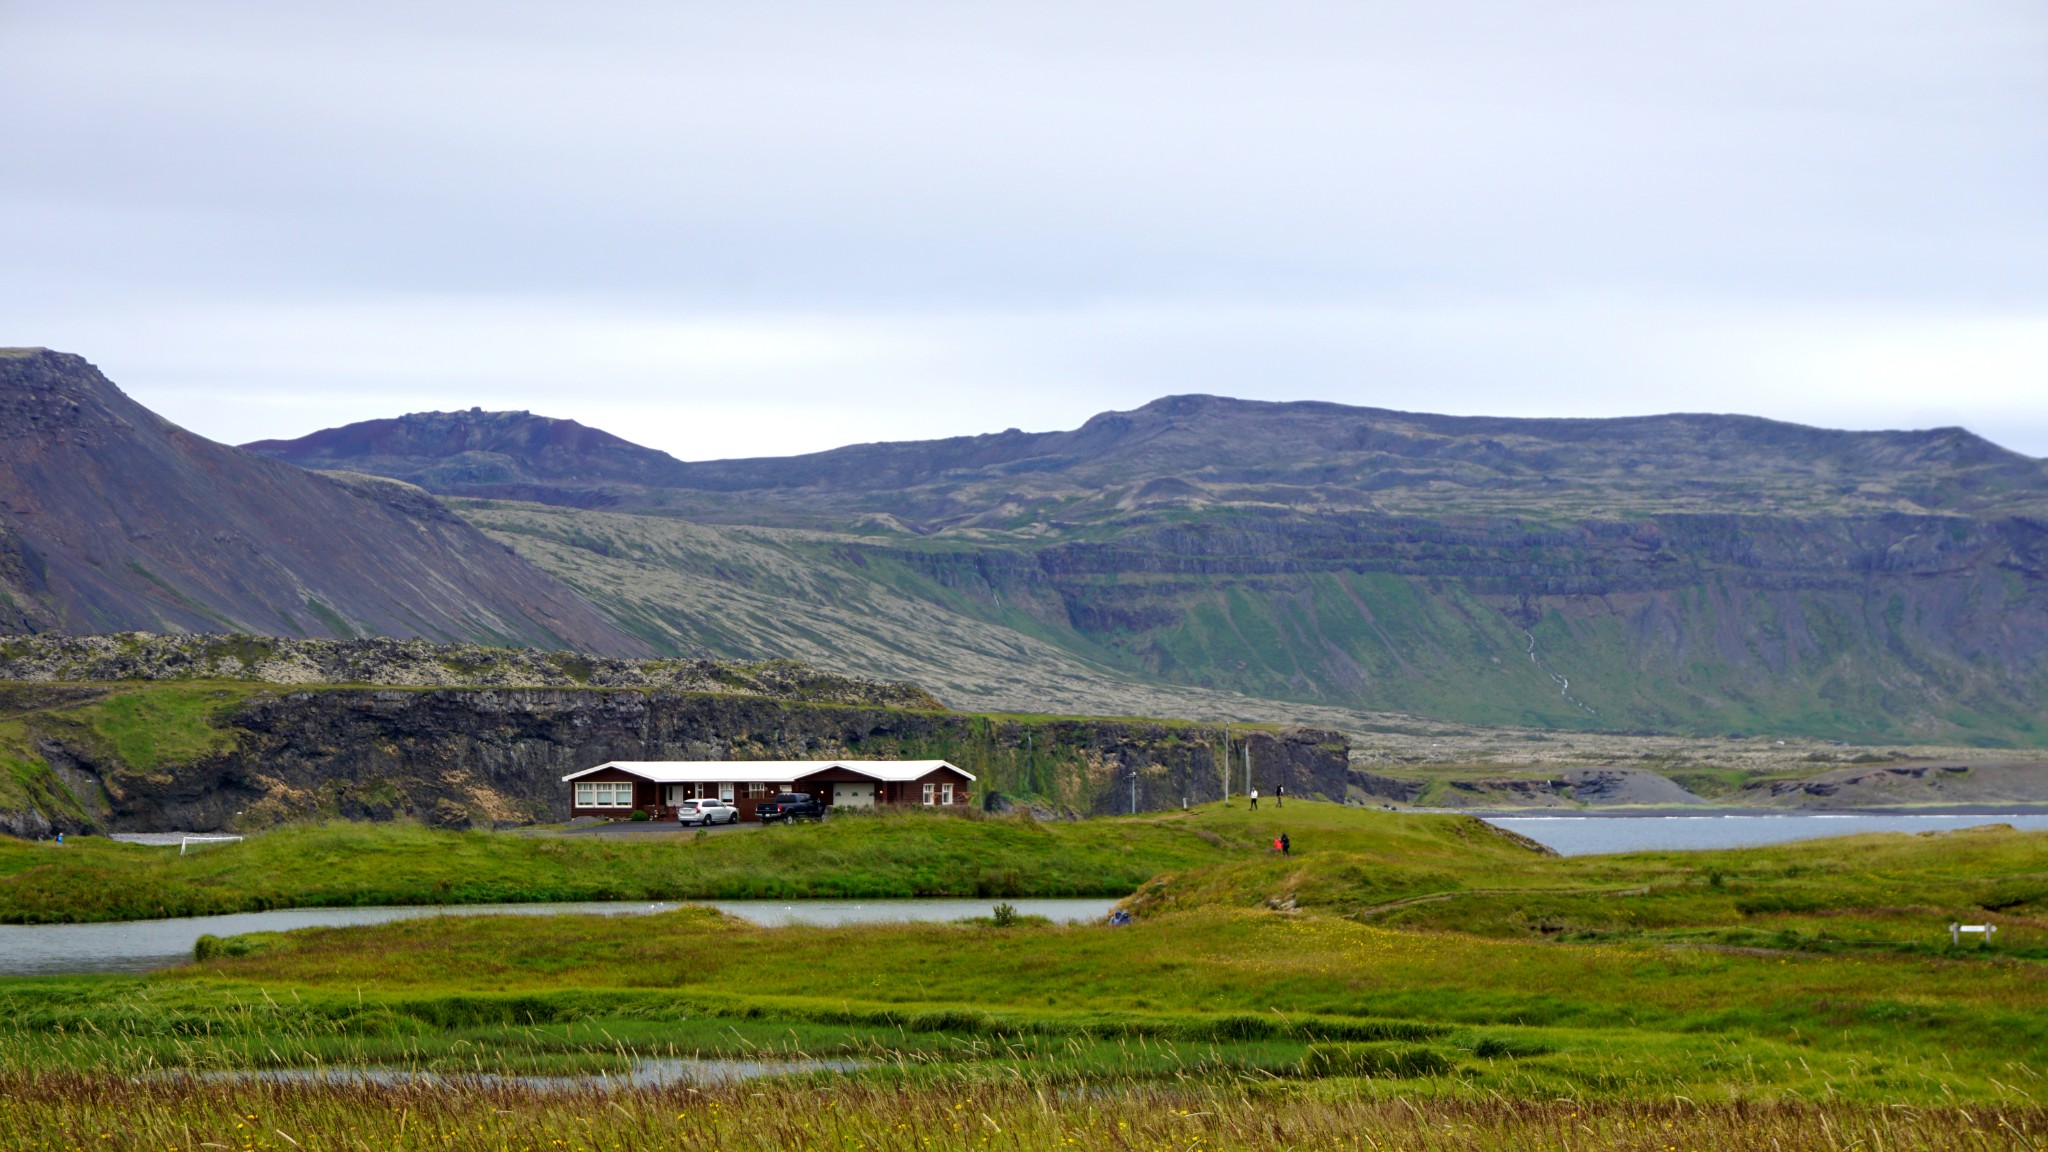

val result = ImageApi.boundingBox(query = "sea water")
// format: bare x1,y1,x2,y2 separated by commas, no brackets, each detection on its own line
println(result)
0,898,1118,976
1485,812,2048,856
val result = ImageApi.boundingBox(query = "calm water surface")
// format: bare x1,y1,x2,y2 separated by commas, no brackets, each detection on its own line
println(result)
192,1057,865,1089
1486,812,2048,856
0,898,1118,977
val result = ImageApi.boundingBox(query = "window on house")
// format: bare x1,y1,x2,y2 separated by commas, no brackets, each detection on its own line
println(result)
746,782,768,798
576,781,634,808
921,782,935,805
940,782,954,804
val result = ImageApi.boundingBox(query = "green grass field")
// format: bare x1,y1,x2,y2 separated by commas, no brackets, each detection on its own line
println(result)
4,802,2046,1148
0,804,1369,922
1129,808,2048,956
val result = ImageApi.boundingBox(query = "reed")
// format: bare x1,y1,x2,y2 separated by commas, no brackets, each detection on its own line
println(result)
2,1074,2039,1151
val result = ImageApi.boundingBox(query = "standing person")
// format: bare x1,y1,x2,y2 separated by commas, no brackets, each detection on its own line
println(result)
1275,784,1286,808
1280,833,1290,855
1248,787,1259,810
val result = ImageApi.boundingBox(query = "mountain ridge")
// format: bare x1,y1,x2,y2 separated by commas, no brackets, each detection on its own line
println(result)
244,394,2048,528
0,349,649,654
250,393,2048,744
15,356,2032,745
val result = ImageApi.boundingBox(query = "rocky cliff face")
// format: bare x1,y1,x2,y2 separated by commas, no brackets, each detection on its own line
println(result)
0,350,647,654
0,670,1347,837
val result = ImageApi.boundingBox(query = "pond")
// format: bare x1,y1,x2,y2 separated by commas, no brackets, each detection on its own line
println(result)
1484,812,2048,856
0,897,1120,977
184,1056,866,1090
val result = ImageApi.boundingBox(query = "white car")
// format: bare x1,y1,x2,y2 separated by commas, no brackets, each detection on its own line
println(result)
675,798,739,826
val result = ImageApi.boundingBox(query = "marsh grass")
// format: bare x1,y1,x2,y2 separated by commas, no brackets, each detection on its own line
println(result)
8,803,2048,1129
8,901,2047,1104
1,1074,2040,1151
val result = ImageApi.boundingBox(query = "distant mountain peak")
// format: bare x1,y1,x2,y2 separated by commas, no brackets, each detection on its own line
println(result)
244,408,690,493
247,389,2048,524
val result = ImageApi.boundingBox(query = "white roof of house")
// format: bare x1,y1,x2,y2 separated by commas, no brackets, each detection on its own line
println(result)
561,760,974,785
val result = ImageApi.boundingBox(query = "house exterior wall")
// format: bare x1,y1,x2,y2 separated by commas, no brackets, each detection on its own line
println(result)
797,766,972,808
722,779,798,822
567,765,650,820
898,766,972,807
569,764,974,821
571,770,804,822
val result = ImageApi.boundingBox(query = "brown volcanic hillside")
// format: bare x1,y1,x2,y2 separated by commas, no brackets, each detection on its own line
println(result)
0,350,649,653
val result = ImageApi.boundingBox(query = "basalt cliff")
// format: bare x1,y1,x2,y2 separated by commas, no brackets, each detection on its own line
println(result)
0,636,1346,837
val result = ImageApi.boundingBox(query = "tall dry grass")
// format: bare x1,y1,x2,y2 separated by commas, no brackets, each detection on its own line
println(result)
1,1075,2040,1152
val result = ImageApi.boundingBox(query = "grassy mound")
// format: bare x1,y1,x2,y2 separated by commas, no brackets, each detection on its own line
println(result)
1131,815,2048,956
0,801,1515,922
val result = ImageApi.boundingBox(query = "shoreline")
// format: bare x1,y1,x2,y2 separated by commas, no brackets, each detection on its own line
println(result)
1452,803,2048,819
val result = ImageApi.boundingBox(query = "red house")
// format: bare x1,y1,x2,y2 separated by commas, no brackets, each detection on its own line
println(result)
561,760,976,822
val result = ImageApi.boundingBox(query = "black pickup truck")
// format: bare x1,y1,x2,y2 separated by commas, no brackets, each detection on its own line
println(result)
755,792,827,824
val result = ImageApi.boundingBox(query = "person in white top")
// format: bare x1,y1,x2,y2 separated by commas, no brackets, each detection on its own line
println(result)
1248,788,1259,810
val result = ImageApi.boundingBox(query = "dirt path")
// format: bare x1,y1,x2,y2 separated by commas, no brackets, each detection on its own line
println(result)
1348,883,1654,919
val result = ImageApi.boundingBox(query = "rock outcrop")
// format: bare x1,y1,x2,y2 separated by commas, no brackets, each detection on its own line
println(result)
1358,767,1711,809
1742,761,2048,809
0,633,941,708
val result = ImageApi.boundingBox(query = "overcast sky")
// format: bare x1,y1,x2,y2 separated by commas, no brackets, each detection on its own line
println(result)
3,1,2045,460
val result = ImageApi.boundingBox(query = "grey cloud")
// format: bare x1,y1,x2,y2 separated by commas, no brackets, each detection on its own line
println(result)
1,0,2043,456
